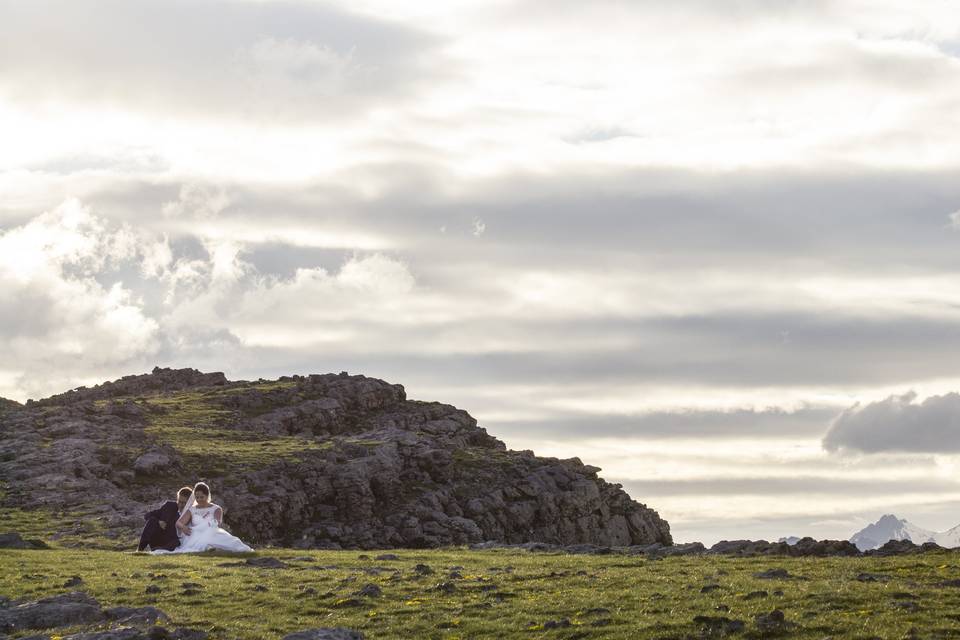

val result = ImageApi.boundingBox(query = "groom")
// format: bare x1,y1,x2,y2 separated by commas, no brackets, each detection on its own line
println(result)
137,486,192,552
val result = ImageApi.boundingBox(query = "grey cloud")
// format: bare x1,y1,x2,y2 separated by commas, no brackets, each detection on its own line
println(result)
27,152,170,176
563,126,642,144
618,475,960,498
501,0,831,24
237,310,960,389
484,406,838,440
9,165,960,402
665,500,960,546
0,0,448,121
728,38,958,94
823,391,960,454
80,167,960,274
240,244,353,281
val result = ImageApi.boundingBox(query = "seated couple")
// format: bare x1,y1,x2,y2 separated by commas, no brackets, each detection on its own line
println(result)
137,482,252,554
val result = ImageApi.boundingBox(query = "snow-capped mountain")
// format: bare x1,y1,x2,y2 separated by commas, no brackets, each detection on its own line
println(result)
849,514,942,551
933,523,960,549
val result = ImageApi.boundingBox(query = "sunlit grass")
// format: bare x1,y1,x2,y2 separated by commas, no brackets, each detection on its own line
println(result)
138,389,328,476
4,547,960,639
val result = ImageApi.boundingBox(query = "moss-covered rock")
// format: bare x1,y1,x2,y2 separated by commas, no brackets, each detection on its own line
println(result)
0,367,672,550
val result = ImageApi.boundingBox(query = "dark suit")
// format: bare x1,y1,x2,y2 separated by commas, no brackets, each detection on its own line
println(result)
138,500,180,551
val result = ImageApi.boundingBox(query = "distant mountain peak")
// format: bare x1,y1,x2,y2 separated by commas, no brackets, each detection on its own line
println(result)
850,514,941,551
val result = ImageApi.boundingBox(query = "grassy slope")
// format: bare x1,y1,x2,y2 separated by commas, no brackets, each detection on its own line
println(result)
4,547,960,639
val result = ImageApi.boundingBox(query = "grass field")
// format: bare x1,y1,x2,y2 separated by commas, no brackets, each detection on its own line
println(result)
4,545,960,639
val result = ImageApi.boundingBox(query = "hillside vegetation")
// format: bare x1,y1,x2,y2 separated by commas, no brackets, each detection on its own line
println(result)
4,545,960,639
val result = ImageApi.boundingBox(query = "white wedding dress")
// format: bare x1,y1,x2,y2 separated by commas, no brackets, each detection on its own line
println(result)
151,503,253,554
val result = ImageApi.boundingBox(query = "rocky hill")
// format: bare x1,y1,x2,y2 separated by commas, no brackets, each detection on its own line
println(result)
0,367,671,550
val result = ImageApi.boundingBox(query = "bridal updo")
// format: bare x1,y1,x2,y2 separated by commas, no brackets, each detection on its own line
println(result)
194,482,211,499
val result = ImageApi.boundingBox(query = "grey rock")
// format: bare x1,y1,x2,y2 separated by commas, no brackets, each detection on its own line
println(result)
866,539,923,556
0,592,102,632
432,581,456,594
63,629,142,640
0,533,49,550
856,572,891,582
693,615,745,634
754,609,796,635
133,446,181,477
753,568,794,580
282,630,365,640
353,584,381,598
708,537,858,557
935,579,960,588
104,606,169,625
2,367,671,550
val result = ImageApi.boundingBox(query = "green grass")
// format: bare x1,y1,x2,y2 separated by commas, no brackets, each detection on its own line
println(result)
138,391,329,476
0,508,120,549
4,546,960,639
144,425,331,476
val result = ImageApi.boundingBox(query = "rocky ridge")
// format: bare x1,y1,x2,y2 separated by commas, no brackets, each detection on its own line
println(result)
0,367,671,550
469,536,955,558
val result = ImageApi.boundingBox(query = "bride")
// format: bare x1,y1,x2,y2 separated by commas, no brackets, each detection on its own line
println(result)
152,482,253,554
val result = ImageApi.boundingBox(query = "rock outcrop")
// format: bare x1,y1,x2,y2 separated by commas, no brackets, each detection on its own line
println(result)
0,397,20,414
0,591,207,638
0,367,671,549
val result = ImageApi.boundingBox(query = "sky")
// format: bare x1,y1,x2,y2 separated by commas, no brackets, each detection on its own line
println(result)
2,0,960,545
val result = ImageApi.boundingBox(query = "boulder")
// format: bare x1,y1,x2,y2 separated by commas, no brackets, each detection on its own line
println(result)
133,446,183,477
0,532,49,550
283,629,364,640
0,592,102,632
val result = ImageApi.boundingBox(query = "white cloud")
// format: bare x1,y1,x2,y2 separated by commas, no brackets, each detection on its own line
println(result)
140,235,174,279
162,184,231,219
238,37,360,101
0,200,160,397
471,217,486,236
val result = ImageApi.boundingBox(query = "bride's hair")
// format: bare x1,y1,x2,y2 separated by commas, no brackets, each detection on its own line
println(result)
194,482,211,499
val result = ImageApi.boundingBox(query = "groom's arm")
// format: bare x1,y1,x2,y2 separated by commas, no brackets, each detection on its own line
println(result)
158,501,179,529
144,503,163,522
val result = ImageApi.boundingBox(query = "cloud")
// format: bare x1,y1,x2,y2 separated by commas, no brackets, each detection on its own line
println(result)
162,184,231,219
485,406,839,440
0,0,449,122
620,475,960,497
4,0,960,545
471,217,486,236
0,199,160,398
563,125,641,144
823,391,960,453
0,197,422,400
